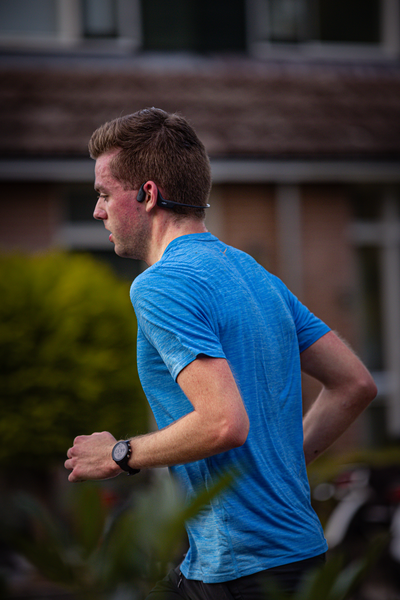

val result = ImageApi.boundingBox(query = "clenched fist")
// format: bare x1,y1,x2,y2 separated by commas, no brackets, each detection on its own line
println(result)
65,431,121,482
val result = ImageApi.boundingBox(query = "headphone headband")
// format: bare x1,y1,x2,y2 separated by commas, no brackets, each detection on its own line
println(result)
137,183,210,210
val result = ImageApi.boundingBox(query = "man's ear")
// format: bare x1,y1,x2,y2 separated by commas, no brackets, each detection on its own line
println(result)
142,181,159,212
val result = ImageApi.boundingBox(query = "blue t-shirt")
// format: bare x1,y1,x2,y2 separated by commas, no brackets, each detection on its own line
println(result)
130,233,329,583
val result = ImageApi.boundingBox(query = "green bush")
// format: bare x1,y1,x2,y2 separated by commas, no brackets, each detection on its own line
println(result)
0,252,148,470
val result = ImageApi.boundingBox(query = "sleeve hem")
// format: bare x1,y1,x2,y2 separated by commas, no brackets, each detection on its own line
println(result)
172,350,227,382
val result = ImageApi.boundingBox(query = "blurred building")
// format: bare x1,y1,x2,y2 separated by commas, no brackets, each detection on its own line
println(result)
1,0,400,451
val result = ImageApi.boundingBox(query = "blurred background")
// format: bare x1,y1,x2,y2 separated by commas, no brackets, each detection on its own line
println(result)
0,1,400,598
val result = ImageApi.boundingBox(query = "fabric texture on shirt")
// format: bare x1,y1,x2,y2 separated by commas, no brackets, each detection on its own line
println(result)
130,233,329,584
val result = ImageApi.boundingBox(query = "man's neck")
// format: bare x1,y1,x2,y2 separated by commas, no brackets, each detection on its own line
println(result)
145,217,208,266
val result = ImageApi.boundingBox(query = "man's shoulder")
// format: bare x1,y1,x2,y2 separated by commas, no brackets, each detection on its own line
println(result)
130,264,161,299
130,260,198,306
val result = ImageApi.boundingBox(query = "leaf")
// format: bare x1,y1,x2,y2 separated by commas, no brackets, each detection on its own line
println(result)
295,554,344,600
6,493,79,588
328,533,388,600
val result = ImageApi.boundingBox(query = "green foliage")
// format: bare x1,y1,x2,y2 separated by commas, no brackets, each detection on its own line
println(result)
1,471,237,599
0,472,385,600
0,252,147,469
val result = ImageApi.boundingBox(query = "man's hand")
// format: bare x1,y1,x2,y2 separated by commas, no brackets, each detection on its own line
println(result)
65,431,121,482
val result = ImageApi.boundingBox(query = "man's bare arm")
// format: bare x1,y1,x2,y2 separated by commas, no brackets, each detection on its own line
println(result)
301,331,377,465
65,356,249,482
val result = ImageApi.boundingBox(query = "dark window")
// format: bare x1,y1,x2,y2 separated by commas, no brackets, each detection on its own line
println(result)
351,188,384,370
351,185,382,221
318,0,380,44
356,246,384,371
63,184,144,280
64,184,96,222
82,0,118,38
254,0,381,45
268,0,307,42
141,0,246,53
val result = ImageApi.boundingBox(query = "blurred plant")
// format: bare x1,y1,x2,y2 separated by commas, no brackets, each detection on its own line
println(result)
0,471,236,599
308,446,400,489
309,456,400,595
0,252,147,470
263,532,388,600
0,471,387,600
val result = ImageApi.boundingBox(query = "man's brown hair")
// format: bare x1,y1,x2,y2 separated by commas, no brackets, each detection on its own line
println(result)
88,108,211,219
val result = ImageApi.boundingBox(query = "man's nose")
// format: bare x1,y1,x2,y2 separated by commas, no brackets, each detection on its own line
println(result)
93,200,107,220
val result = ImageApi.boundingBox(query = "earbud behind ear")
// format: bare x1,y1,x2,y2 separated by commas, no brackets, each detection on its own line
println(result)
136,183,146,203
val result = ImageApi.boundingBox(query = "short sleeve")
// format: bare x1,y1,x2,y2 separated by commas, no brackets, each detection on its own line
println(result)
131,268,226,381
274,279,330,353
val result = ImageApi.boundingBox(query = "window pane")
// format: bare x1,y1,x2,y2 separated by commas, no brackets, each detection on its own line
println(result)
141,0,246,52
64,184,96,222
63,184,144,280
318,0,380,43
198,0,246,52
351,186,382,220
357,246,384,371
141,0,197,50
0,0,57,35
269,0,307,42
252,0,381,45
82,0,117,37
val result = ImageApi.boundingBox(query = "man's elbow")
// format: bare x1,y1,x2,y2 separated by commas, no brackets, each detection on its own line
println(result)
219,413,250,450
350,370,378,411
233,414,250,447
362,373,378,404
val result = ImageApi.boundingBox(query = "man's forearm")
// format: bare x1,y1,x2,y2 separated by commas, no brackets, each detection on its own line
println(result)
126,356,249,470
300,331,377,466
128,407,247,470
65,357,249,482
65,410,245,482
303,384,375,465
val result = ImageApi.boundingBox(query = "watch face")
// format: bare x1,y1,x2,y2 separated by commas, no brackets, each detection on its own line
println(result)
113,441,128,461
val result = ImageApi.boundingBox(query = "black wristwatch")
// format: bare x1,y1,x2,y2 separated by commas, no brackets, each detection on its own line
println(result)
112,440,140,476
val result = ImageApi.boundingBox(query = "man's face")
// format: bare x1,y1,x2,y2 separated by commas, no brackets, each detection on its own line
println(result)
93,150,149,260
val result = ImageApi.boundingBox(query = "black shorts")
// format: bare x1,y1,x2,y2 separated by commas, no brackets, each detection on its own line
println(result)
145,553,326,600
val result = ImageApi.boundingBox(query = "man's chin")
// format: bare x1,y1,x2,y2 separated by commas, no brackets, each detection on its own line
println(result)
114,246,134,260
